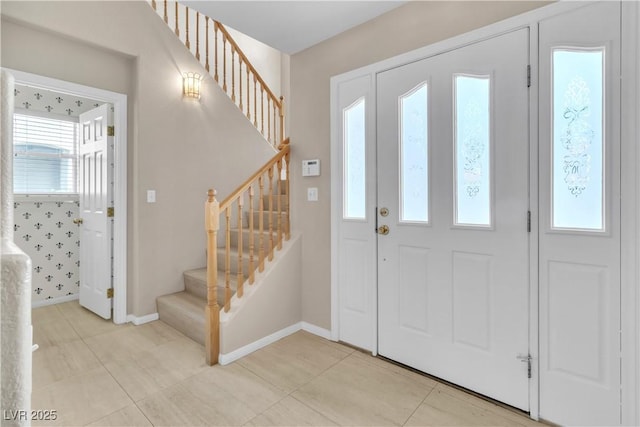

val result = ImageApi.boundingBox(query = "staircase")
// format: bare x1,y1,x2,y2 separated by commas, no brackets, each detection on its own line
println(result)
149,0,292,365
157,182,286,346
147,0,284,148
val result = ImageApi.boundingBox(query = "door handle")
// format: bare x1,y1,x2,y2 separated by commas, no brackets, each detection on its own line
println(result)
377,225,390,235
73,218,84,225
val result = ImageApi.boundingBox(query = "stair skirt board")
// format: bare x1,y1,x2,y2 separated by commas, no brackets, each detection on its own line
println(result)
219,322,333,365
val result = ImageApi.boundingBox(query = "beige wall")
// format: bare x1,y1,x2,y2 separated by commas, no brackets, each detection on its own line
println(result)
226,26,283,98
220,233,302,355
1,1,275,316
289,1,550,329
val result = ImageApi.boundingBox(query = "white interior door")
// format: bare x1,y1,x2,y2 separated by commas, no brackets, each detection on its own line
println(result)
377,29,531,410
78,104,112,319
538,2,621,425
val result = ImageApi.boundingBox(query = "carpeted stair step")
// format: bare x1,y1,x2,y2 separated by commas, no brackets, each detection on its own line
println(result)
157,291,206,345
228,228,276,253
216,247,256,276
260,194,289,210
250,211,289,235
183,268,236,305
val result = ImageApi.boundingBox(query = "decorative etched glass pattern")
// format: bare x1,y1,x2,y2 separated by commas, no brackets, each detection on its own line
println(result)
552,49,604,230
454,75,491,226
343,98,366,219
400,84,429,222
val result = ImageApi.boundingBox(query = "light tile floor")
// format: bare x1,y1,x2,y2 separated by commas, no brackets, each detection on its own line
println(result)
32,301,544,426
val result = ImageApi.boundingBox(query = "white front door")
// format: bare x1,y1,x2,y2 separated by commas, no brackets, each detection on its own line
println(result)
78,104,112,319
538,2,621,425
377,29,530,410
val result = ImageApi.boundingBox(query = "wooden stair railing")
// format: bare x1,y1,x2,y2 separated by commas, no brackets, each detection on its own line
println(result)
149,0,285,148
204,138,290,365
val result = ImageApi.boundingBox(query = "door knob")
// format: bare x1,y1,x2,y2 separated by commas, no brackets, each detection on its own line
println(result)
377,225,390,235
73,218,84,225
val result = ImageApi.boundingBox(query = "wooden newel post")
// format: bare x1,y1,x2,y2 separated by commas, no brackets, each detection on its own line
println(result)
205,189,220,365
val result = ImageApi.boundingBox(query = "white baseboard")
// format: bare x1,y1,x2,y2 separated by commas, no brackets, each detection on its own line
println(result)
32,294,78,308
219,322,302,365
218,321,335,365
126,312,159,326
301,321,333,340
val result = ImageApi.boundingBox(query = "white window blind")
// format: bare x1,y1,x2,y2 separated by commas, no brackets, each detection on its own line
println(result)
13,113,78,194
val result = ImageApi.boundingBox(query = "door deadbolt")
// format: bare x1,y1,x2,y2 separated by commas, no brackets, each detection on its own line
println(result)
73,218,84,225
379,207,389,217
377,225,390,235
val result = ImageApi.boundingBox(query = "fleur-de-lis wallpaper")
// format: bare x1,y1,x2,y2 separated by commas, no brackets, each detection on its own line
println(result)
14,198,80,303
12,85,116,306
14,84,114,117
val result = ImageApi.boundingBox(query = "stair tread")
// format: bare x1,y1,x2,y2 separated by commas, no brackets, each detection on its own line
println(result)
252,211,288,214
157,291,205,345
184,268,239,287
229,227,277,233
220,246,271,257
158,291,207,308
158,291,207,321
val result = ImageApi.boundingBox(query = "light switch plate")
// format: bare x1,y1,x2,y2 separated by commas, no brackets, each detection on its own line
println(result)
147,190,156,203
307,187,318,201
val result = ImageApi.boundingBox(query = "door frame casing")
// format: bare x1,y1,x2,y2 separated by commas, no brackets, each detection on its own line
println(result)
329,1,639,423
6,68,128,325
620,2,640,424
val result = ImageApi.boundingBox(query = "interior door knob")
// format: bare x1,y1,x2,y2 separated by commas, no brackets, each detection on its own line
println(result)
73,218,84,225
377,225,390,235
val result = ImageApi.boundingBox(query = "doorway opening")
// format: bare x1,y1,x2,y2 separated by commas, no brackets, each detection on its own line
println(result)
7,68,128,324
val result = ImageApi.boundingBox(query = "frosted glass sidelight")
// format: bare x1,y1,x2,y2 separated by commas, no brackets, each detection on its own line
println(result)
552,49,604,230
343,98,366,219
454,75,491,226
400,84,429,222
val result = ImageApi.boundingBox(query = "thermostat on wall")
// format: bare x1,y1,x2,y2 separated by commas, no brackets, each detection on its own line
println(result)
302,159,320,177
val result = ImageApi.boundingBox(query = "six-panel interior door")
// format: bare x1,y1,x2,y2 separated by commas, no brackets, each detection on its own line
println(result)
376,29,531,410
78,104,112,320
538,2,622,425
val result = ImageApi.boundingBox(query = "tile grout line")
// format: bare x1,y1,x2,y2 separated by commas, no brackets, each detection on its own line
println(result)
79,319,201,426
57,303,176,426
288,393,342,426
236,351,348,427
399,383,437,427
73,311,138,426
279,350,358,426
31,309,92,392
33,303,136,426
232,336,353,425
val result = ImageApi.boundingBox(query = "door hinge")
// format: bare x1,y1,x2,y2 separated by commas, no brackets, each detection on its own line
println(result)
517,354,532,378
107,207,114,218
107,125,115,137
107,288,114,298
527,65,531,88
527,210,531,232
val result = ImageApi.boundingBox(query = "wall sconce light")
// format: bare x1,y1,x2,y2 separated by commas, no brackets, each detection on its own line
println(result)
183,72,202,99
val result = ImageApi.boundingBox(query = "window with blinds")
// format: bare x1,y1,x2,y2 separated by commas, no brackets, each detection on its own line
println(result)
13,113,79,194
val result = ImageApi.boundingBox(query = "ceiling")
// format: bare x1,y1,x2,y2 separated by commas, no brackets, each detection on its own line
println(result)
181,1,408,54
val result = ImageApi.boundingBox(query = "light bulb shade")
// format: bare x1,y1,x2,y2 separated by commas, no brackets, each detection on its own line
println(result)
183,72,201,99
